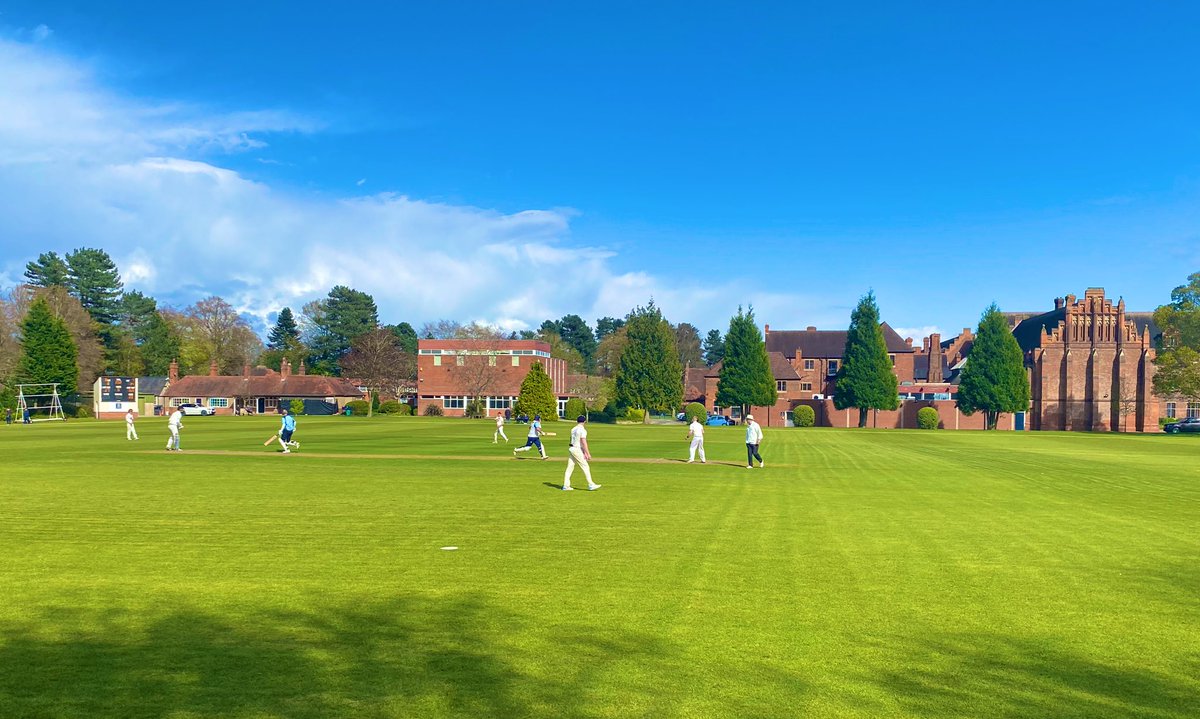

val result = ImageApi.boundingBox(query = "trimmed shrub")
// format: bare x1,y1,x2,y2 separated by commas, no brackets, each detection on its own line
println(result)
917,406,940,430
564,397,586,420
513,361,557,421
1160,416,1181,429
378,400,411,415
623,408,646,423
423,403,444,417
465,398,486,418
289,399,305,416
344,399,370,416
684,402,706,423
792,404,815,428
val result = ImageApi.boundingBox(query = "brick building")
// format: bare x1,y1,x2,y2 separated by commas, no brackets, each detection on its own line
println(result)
1009,288,1159,431
160,358,365,415
416,339,574,417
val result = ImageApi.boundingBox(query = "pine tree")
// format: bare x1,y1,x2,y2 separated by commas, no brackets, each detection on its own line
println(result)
139,311,180,376
513,361,557,421
24,251,69,287
716,307,777,417
17,298,78,396
305,286,379,374
703,329,725,366
614,301,683,414
957,303,1031,430
65,248,124,326
834,291,898,427
268,307,301,350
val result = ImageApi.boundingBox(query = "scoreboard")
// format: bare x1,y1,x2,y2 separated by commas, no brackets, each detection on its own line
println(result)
94,376,139,416
99,376,137,403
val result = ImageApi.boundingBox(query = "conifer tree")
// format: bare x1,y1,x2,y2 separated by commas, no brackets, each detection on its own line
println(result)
834,291,898,427
716,306,776,417
24,251,69,287
268,307,301,350
139,311,181,376
17,297,78,396
703,329,725,366
65,247,124,326
513,361,557,421
957,303,1030,429
614,301,683,415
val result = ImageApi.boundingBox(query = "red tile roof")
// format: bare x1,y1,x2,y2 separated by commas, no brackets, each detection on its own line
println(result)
163,373,364,398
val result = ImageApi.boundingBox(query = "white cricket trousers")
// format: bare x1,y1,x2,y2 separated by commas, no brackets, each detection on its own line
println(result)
127,423,138,440
494,427,508,442
564,446,595,489
166,427,179,449
689,437,705,462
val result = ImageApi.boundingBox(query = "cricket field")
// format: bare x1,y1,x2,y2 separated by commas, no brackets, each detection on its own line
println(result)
0,416,1196,718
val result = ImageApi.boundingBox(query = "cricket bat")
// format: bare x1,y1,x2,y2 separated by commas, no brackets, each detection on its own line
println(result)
263,433,278,446
543,432,557,436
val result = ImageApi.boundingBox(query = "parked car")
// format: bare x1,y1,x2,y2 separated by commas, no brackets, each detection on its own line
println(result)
177,403,214,416
705,415,732,426
1164,417,1200,434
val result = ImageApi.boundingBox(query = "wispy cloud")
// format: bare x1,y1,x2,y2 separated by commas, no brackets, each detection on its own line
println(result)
0,34,830,334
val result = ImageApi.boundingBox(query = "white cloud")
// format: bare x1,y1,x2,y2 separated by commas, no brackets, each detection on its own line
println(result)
893,326,944,343
0,35,835,335
31,24,52,42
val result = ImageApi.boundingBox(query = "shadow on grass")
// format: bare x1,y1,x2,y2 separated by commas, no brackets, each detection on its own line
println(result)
0,594,675,718
856,633,1199,719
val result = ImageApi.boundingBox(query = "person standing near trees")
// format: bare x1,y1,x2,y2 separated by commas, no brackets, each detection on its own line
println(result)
563,415,600,491
685,415,706,464
125,408,139,440
744,414,764,469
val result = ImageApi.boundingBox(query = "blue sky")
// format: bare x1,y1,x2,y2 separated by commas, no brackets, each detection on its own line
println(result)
1,2,1197,340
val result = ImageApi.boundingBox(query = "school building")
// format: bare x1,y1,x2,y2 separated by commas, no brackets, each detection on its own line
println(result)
160,358,365,415
416,339,576,417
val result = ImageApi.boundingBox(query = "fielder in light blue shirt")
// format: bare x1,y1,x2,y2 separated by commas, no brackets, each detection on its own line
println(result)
278,408,298,453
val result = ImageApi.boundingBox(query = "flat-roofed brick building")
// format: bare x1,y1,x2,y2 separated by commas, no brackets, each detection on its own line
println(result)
416,339,573,417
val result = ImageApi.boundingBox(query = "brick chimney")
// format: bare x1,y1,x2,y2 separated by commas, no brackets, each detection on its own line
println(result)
243,363,251,377
209,360,219,377
764,324,769,335
168,359,179,383
928,333,943,383
1054,297,1065,310
298,359,306,376
806,326,817,332
281,357,291,379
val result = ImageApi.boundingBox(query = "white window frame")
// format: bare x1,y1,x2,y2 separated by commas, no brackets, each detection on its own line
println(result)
1166,401,1176,419
827,360,839,376
208,397,229,408
1188,402,1200,419
801,382,813,391
442,396,466,410
776,380,787,392
803,359,815,370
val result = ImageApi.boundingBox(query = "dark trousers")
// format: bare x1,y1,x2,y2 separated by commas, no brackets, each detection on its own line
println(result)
746,443,762,466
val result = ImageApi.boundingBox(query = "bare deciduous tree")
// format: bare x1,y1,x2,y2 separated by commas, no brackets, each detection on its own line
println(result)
340,329,412,416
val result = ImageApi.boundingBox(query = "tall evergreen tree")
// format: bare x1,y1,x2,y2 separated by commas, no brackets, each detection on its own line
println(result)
614,301,683,414
139,311,180,376
24,251,69,288
17,298,78,396
513,361,558,421
703,329,725,366
957,303,1031,430
65,248,124,326
554,314,597,372
716,307,776,417
119,290,159,339
267,307,301,350
388,321,419,354
594,316,625,342
834,291,899,427
304,286,379,374
674,322,704,369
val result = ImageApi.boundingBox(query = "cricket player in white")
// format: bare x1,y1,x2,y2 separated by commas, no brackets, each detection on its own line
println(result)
125,408,139,440
686,416,706,463
166,406,184,451
563,415,600,491
493,413,508,443
744,413,764,469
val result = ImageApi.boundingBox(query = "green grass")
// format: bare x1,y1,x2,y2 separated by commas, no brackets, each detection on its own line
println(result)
0,416,1197,718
